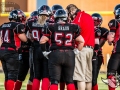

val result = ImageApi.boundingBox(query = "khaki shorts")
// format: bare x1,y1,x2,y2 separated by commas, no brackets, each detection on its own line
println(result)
73,47,93,82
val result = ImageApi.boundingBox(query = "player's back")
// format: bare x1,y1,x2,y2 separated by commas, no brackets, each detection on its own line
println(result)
26,18,44,46
48,23,80,50
0,22,23,50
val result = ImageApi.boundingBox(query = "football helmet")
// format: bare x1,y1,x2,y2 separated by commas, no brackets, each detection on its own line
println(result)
92,13,103,27
9,9,26,22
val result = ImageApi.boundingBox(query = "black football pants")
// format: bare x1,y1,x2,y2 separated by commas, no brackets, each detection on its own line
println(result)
0,50,19,81
33,46,49,80
92,54,103,86
48,50,75,85
17,52,34,82
107,52,120,76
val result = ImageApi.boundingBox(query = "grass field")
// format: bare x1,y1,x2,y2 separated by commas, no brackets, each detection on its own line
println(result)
0,73,120,90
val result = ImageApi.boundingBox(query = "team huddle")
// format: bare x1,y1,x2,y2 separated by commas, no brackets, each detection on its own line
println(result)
0,3,120,90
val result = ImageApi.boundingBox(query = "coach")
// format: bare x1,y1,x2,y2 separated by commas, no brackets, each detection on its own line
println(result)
66,4,95,90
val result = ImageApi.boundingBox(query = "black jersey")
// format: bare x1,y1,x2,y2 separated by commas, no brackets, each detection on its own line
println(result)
108,19,120,52
95,27,109,40
20,23,30,52
43,23,80,50
94,27,109,50
26,19,44,46
0,22,25,50
108,19,120,42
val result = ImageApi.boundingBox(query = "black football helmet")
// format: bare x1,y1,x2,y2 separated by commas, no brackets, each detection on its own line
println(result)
114,8,120,19
9,9,26,22
51,4,63,14
91,13,102,27
38,5,52,16
54,9,68,23
114,4,120,12
30,10,38,19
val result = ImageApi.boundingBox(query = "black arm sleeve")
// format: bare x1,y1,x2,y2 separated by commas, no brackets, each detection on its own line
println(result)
100,27,109,40
42,24,52,39
40,43,46,51
74,24,80,39
14,24,25,34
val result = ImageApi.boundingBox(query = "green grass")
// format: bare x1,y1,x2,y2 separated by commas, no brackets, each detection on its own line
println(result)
0,73,120,90
0,73,30,90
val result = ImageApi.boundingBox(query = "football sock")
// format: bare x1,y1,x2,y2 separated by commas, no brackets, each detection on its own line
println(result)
50,84,58,90
41,78,50,90
67,83,75,90
27,84,32,90
92,84,98,90
6,80,15,90
107,75,115,90
14,80,22,90
32,78,40,90
60,82,65,90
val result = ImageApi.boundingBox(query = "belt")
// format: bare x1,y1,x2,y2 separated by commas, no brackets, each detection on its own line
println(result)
84,46,94,49
0,47,15,51
52,49,72,52
22,50,29,52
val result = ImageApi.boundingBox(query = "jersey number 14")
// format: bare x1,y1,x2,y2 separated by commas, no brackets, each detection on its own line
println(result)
0,30,10,43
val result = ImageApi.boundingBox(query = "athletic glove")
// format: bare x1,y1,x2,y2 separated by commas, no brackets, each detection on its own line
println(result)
73,48,80,55
42,51,51,59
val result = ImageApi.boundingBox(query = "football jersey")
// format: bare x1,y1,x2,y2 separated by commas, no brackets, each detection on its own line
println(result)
108,19,120,42
26,19,44,46
0,22,25,50
43,23,80,50
108,19,120,52
94,27,109,50
21,23,29,52
95,27,109,40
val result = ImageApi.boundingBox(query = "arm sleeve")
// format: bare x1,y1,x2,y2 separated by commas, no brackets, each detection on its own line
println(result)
108,19,118,32
42,24,52,39
100,27,109,40
74,25,80,39
14,24,25,34
26,21,32,33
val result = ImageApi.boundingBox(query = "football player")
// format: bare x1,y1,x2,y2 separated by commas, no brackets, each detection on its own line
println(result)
0,9,30,90
27,5,51,90
91,13,109,90
40,9,85,90
107,5,120,90
14,10,38,90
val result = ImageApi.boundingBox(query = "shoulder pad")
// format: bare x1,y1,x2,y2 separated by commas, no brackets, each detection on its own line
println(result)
108,19,117,27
